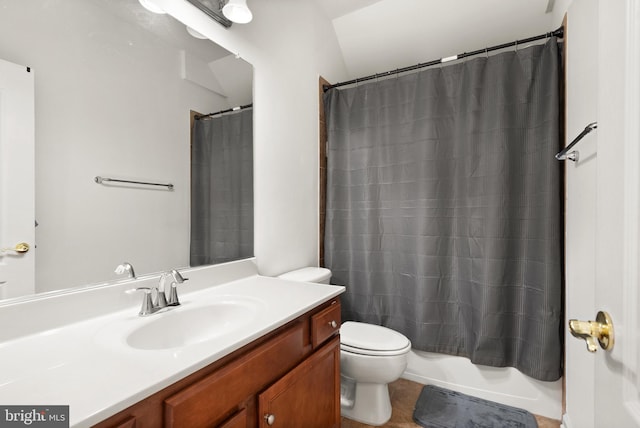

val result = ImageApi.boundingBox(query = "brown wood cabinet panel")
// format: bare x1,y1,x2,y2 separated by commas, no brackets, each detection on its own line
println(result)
258,336,340,428
218,408,248,428
311,300,341,348
102,415,136,428
164,322,306,428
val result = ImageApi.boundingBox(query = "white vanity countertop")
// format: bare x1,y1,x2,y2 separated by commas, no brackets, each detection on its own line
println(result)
0,275,344,427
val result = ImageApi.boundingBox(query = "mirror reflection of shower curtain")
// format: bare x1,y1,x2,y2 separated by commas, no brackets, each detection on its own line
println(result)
190,108,253,266
324,39,563,382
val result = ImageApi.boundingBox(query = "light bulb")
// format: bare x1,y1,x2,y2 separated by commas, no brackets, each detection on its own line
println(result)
222,0,253,24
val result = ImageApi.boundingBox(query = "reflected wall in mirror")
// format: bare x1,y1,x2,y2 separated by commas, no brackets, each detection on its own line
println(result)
0,0,253,301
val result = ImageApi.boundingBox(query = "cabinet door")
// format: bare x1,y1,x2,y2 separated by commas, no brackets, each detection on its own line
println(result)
218,408,247,428
258,336,340,428
164,322,306,428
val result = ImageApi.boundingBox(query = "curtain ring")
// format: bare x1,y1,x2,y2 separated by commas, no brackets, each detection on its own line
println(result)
515,40,518,51
485,47,489,58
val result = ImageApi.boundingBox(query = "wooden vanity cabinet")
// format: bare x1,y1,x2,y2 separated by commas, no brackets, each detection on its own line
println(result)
94,298,341,428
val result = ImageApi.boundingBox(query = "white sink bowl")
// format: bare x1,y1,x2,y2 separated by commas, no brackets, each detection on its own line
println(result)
125,299,259,350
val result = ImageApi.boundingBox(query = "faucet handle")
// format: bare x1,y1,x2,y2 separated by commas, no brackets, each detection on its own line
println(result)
127,287,158,317
167,281,187,306
125,287,149,295
170,269,188,283
115,262,136,279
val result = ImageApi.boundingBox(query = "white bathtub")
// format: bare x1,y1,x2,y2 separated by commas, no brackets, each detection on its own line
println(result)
403,350,563,420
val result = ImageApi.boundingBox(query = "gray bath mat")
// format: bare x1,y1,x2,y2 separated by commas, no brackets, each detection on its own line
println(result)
413,385,538,428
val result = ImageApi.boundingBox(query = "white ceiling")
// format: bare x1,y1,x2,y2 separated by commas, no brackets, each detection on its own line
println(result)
314,0,386,20
315,0,565,81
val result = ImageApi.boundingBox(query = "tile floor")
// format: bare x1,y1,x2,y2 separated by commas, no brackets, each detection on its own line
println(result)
340,378,561,428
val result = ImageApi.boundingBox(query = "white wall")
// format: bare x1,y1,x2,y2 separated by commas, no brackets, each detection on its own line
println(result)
331,0,562,78
155,0,349,277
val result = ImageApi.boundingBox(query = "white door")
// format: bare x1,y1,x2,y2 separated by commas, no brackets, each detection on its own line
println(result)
0,58,35,299
567,0,640,428
591,1,640,427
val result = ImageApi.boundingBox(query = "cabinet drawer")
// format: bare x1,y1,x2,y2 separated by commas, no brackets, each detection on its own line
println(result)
218,408,247,428
164,322,306,428
104,415,136,428
311,300,341,348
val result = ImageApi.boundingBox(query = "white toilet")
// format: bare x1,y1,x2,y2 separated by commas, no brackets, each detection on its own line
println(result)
277,267,412,426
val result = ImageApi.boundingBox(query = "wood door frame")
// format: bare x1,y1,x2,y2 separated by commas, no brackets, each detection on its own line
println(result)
319,77,330,267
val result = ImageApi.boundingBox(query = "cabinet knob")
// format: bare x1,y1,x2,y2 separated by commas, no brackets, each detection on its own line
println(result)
328,320,337,328
264,413,276,426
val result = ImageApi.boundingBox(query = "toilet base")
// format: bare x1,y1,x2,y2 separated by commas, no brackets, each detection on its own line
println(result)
341,382,392,426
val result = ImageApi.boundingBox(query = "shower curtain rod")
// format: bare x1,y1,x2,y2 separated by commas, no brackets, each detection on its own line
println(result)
323,27,564,92
195,103,253,120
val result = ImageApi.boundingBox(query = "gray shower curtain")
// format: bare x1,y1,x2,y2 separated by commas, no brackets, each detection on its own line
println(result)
191,108,253,266
324,39,562,381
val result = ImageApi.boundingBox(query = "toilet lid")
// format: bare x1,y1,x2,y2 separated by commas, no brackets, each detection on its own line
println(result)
340,321,410,352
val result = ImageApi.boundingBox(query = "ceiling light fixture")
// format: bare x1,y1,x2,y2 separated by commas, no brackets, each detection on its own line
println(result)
138,0,166,14
186,26,208,39
222,0,253,24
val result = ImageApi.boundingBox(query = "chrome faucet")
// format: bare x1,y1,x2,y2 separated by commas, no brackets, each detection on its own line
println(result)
155,269,189,308
157,270,183,308
115,262,136,279
128,269,189,317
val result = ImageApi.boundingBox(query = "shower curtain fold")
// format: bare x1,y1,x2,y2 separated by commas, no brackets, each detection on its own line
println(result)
190,109,253,266
324,39,563,381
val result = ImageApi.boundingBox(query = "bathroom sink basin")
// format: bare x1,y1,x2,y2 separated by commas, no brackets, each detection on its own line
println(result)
125,299,259,350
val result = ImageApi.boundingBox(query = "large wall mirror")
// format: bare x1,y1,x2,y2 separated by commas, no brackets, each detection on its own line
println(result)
0,0,253,301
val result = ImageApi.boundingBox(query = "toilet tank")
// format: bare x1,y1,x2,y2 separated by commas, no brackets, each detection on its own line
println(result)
277,267,332,284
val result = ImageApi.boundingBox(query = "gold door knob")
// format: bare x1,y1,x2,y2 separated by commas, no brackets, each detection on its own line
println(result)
569,311,614,352
1,242,30,254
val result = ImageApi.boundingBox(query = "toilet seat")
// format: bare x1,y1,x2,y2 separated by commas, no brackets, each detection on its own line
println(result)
340,321,411,356
341,342,412,356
